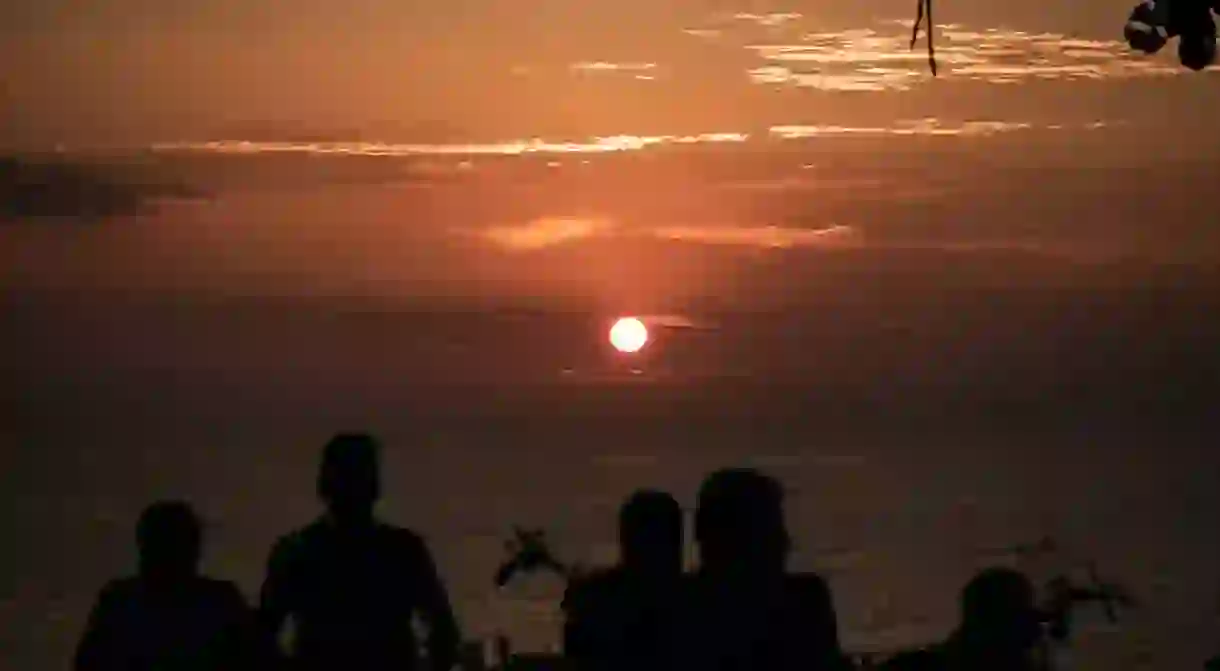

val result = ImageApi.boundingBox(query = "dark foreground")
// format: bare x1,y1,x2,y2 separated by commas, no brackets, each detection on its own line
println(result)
3,258,1219,670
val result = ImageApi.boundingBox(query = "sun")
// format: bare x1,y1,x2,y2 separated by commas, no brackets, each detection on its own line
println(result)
609,317,648,353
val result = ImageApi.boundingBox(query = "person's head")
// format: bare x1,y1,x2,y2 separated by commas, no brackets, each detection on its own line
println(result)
136,501,202,581
694,468,789,573
618,489,683,576
317,433,381,522
1179,32,1217,70
957,568,1042,659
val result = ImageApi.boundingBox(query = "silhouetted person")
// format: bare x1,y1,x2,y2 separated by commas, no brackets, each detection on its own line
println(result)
678,468,847,671
75,501,256,671
561,489,684,671
949,568,1044,670
882,568,1044,671
259,434,460,671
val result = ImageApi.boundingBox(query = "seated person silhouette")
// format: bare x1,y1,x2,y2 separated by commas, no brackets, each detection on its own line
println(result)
882,568,1044,671
561,489,684,671
258,434,460,671
677,468,847,671
74,501,256,671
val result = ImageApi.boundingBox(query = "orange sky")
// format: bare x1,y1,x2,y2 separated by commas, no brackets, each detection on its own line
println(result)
3,1,1219,148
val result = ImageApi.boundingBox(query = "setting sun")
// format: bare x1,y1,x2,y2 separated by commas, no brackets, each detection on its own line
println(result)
609,317,648,353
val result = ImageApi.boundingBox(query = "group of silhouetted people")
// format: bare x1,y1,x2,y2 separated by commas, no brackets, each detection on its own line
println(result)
76,434,458,671
560,472,846,671
74,433,1214,671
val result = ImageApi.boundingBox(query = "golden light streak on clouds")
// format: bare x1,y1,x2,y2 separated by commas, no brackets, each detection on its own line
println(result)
153,133,749,157
570,62,657,75
652,223,859,248
730,12,803,27
141,13,1201,156
497,13,1213,92
769,118,1044,139
153,118,1109,158
483,216,615,251
470,217,860,252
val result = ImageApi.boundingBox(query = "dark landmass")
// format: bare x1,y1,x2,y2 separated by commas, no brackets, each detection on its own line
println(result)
0,155,210,222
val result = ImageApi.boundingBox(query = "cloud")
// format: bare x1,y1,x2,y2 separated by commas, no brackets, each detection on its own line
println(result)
152,117,1110,160
768,119,1052,139
469,218,1087,260
569,61,658,80
474,218,860,252
634,314,705,330
481,216,614,251
680,13,1214,91
650,224,860,248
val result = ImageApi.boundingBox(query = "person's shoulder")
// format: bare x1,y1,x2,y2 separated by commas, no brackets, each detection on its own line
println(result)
786,571,830,587
562,568,621,610
95,576,141,604
376,523,429,552
196,577,248,603
780,572,838,626
577,566,624,586
377,522,424,541
171,578,251,619
270,520,325,557
785,571,833,599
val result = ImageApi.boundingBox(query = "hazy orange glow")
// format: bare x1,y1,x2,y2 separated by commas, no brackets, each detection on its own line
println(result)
610,318,648,353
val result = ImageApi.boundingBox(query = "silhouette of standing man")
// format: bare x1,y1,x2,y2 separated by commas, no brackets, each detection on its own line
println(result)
75,501,256,671
259,434,460,671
